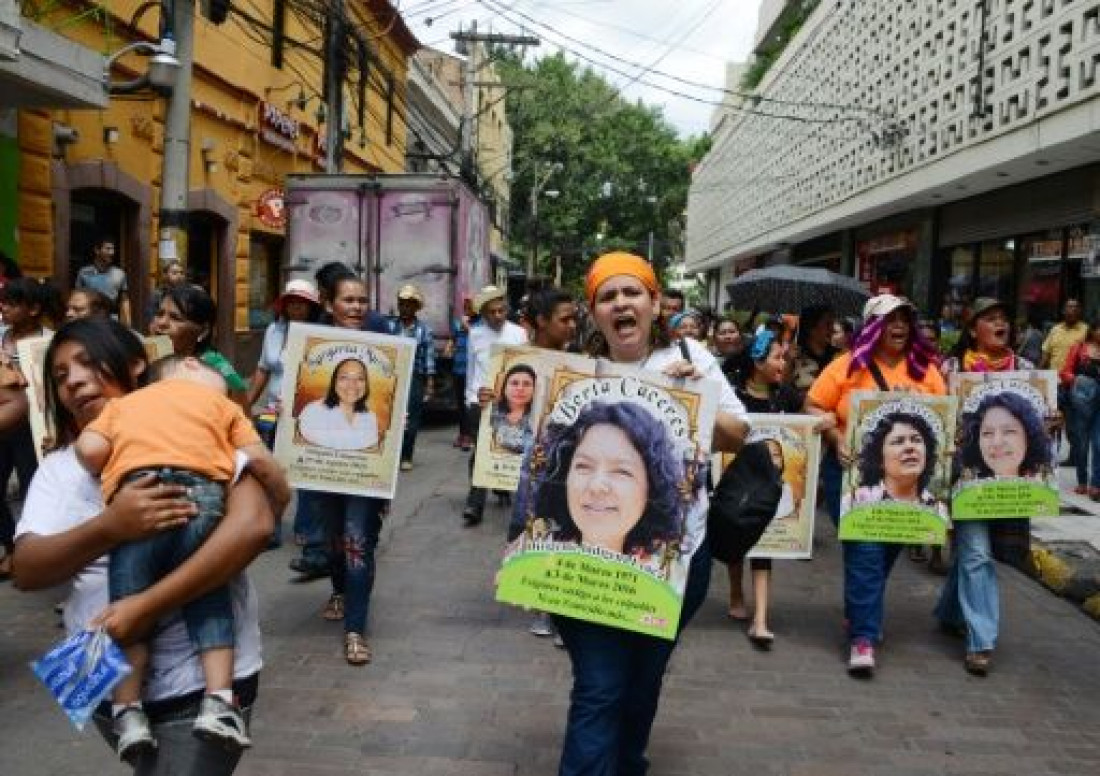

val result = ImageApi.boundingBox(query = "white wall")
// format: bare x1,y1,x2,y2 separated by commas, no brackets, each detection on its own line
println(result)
688,0,1100,271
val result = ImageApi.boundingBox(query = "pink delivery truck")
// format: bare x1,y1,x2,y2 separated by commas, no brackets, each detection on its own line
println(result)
284,173,494,410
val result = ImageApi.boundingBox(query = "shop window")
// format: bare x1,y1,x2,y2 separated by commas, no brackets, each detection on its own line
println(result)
249,234,283,329
945,244,976,308
978,238,1016,302
1019,229,1064,327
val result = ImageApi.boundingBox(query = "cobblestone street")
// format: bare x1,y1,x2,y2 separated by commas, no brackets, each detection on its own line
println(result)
3,428,1100,776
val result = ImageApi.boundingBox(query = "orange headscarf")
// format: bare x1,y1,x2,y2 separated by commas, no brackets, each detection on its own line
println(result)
585,252,660,306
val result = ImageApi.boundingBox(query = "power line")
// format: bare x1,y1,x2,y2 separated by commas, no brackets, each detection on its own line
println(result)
478,0,885,123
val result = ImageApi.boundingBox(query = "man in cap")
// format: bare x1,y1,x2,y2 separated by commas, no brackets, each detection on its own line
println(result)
386,284,436,470
462,285,527,526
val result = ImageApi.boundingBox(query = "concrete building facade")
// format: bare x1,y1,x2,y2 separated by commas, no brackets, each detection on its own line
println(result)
688,0,1100,324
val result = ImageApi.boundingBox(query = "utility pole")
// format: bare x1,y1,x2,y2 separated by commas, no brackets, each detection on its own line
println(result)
159,0,194,271
450,24,539,182
324,0,345,173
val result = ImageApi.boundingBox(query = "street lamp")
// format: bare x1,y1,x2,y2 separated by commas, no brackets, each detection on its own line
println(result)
104,37,181,95
528,161,562,277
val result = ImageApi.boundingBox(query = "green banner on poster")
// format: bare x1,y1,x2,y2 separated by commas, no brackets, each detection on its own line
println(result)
953,480,1059,519
838,501,948,544
497,550,682,638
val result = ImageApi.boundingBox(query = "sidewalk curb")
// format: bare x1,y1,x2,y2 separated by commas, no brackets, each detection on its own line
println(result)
1028,540,1100,622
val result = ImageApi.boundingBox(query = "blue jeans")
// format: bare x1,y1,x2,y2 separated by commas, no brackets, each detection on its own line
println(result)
842,539,902,643
316,492,385,634
1070,403,1100,487
553,544,712,776
935,520,998,652
401,374,427,463
109,469,233,651
296,490,331,571
254,416,282,545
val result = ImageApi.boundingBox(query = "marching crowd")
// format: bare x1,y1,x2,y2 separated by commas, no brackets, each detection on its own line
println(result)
0,243,1088,776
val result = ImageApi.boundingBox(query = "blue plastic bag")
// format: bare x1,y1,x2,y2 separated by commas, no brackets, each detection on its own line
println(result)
30,628,131,730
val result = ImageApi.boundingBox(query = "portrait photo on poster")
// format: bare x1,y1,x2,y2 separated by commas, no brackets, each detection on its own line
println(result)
840,392,957,544
737,414,821,559
497,354,719,640
950,371,1059,519
273,323,416,500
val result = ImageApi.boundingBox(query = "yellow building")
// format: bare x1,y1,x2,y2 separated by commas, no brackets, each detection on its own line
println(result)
13,0,417,362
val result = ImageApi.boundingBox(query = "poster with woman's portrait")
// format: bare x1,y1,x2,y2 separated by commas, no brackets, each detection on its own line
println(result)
839,392,958,545
273,323,415,498
471,345,542,491
496,353,719,641
949,370,1059,519
715,414,821,559
15,334,52,462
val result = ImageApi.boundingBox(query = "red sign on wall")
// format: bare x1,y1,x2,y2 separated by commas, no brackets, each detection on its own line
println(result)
256,188,286,229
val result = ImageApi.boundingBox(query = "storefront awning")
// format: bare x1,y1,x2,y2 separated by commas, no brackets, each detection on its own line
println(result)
0,13,107,109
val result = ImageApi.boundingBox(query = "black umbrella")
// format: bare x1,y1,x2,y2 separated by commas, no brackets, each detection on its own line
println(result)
726,266,870,317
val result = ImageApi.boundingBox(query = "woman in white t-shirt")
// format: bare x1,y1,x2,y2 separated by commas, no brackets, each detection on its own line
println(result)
550,252,749,776
297,357,379,451
12,317,273,775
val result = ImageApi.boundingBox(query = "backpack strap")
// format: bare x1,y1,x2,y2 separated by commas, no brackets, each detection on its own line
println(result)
867,359,892,392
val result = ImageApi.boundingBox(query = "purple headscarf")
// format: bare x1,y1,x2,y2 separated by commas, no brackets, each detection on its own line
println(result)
848,310,937,381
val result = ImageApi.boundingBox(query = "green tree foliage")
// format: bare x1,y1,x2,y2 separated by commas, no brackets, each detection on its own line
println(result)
494,52,704,292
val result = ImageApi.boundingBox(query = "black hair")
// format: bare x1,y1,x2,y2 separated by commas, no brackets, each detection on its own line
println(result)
323,357,370,411
43,318,147,449
1,276,63,327
0,251,21,279
68,287,114,318
796,305,833,348
858,411,939,494
527,288,574,328
314,262,356,301
663,289,685,303
534,401,688,556
92,234,115,251
496,363,537,414
957,391,1051,479
159,285,217,353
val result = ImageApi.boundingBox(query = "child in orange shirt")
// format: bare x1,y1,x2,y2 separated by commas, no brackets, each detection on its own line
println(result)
75,355,289,763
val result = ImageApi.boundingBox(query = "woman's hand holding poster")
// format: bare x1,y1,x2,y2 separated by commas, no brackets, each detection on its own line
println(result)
949,370,1059,519
839,392,958,545
496,351,719,641
715,414,822,559
472,345,540,491
273,322,416,499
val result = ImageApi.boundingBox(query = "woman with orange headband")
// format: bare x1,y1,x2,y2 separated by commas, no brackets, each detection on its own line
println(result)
551,252,749,775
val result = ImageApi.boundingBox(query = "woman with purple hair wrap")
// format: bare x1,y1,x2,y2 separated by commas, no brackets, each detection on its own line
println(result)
804,294,946,678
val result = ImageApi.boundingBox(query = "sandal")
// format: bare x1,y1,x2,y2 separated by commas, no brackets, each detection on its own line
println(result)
321,594,345,622
747,625,775,650
964,650,992,677
344,632,372,666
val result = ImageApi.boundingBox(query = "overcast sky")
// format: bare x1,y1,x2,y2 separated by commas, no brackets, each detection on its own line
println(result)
403,0,761,137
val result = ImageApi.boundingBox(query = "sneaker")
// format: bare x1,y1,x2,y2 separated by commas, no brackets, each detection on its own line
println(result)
193,694,252,750
114,706,156,764
462,507,482,527
847,638,875,676
553,633,565,649
400,460,413,471
529,613,554,637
